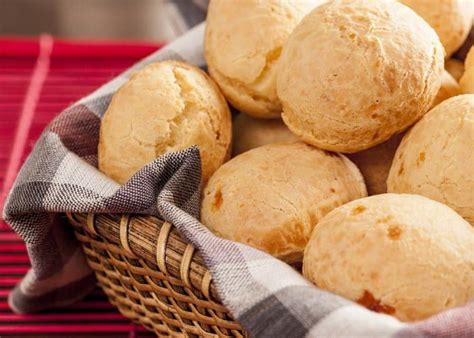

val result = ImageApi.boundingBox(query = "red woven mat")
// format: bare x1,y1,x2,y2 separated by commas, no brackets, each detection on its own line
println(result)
0,36,162,337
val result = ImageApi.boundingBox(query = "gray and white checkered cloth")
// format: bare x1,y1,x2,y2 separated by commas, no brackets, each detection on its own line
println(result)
3,24,473,337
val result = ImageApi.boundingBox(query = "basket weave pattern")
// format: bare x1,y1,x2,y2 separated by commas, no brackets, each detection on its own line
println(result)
66,213,246,337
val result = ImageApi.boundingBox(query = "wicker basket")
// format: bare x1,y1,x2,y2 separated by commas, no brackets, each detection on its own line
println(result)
66,212,247,337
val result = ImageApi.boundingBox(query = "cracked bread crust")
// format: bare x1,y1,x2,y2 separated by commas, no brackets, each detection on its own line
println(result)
204,0,324,118
277,0,444,153
399,0,473,58
98,61,232,184
387,94,474,225
201,142,367,263
303,193,474,322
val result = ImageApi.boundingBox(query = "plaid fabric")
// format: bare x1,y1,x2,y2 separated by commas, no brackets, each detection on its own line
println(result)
3,23,474,337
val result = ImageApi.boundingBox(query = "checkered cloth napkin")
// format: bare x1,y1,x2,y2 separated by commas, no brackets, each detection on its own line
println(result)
3,24,473,337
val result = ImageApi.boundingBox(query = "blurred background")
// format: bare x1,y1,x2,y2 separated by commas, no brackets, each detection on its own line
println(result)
0,0,208,42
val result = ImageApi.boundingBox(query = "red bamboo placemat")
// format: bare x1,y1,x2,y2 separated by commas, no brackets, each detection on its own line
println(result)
0,36,162,337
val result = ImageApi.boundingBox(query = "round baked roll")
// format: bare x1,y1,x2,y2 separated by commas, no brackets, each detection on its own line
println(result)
399,0,473,58
348,70,470,194
460,47,474,94
345,72,459,195
201,142,367,263
431,70,462,107
232,114,298,156
98,61,232,184
205,0,324,118
303,193,474,322
446,58,465,81
277,0,444,153
387,94,474,224
347,133,403,196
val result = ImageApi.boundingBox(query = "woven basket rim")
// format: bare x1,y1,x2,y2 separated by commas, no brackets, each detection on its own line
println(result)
66,212,222,302
67,212,246,336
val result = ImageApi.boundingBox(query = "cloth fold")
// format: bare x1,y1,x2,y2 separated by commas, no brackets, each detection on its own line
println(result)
3,23,474,337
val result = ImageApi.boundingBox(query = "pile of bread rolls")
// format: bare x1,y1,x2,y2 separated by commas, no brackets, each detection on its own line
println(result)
98,0,474,323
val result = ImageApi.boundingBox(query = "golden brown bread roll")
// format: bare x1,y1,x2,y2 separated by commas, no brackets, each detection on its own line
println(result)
205,0,324,118
201,142,367,263
399,0,473,58
460,47,474,94
346,72,458,196
387,94,474,224
98,61,232,184
277,0,444,153
232,114,298,156
303,193,474,322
